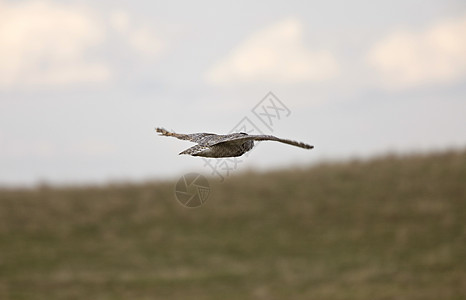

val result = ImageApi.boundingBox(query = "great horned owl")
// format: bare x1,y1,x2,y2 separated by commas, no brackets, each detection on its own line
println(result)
156,127,313,158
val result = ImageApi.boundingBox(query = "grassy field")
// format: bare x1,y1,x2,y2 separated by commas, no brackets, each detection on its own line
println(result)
0,150,465,299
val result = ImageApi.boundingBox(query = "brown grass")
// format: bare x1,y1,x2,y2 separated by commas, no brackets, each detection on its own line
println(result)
0,150,465,299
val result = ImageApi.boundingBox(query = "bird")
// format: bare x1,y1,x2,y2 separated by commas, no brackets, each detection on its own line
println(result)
155,127,314,158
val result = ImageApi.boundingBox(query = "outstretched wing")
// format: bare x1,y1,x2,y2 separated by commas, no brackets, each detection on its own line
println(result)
156,128,313,150
210,134,314,149
156,128,215,143
201,133,248,146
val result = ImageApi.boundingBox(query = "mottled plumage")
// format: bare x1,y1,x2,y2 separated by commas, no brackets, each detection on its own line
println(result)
156,127,313,158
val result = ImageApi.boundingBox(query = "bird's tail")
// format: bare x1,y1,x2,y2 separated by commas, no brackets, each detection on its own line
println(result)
179,144,210,156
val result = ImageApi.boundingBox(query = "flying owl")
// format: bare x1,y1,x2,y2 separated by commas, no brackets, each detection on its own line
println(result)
156,127,313,158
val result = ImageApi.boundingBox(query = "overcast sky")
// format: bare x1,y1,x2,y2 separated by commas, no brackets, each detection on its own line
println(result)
1,0,465,186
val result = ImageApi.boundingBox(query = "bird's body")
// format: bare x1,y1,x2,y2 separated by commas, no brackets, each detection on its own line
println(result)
156,128,313,158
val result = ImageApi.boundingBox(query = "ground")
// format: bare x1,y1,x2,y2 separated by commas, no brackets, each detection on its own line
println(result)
0,150,465,299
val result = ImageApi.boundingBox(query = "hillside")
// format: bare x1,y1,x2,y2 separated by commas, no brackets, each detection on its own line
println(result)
0,150,465,299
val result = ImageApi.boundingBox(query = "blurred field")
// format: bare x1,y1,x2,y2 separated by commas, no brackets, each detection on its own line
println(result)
0,150,465,300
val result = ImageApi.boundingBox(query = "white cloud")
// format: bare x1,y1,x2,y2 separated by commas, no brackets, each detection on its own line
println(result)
206,18,340,85
368,15,466,89
110,10,164,58
0,1,111,89
0,2,167,90
129,27,164,57
110,10,131,34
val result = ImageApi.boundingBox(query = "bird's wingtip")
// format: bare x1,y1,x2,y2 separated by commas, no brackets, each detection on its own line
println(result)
155,127,170,136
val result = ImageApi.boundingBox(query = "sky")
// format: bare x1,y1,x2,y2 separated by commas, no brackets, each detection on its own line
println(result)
0,0,465,186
